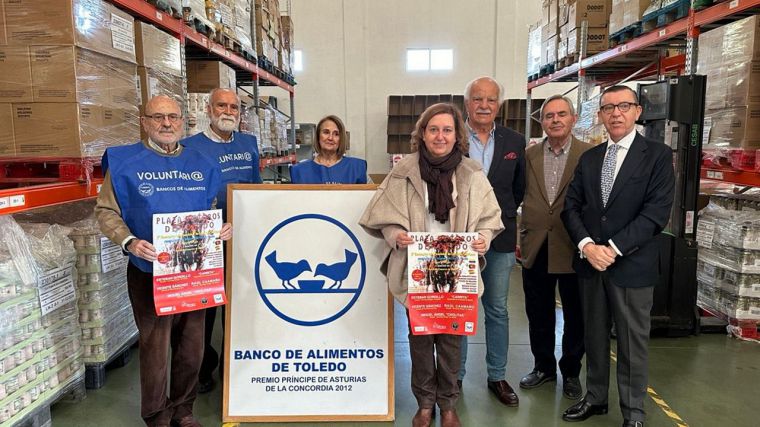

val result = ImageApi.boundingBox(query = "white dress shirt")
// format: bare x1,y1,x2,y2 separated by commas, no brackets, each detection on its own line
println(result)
578,129,637,257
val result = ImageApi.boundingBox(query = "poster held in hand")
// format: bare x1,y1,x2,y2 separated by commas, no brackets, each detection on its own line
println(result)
407,232,479,336
152,209,226,315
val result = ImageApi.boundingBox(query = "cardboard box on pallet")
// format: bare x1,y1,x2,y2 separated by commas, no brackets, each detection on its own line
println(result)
0,0,6,45
569,0,613,28
134,22,182,78
542,0,558,41
2,0,136,64
567,27,609,56
0,46,32,102
546,35,558,65
609,0,626,34
29,46,138,107
704,104,760,149
137,66,184,108
623,0,651,27
281,15,293,51
0,103,14,155
186,60,236,92
527,21,543,76
10,103,139,157
234,0,254,54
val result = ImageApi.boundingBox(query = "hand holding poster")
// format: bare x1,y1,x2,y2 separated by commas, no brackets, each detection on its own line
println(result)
152,209,226,315
407,232,479,336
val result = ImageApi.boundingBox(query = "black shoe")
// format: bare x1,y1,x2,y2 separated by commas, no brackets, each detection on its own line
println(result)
519,370,557,389
622,420,644,427
563,377,583,400
198,378,215,394
562,399,608,422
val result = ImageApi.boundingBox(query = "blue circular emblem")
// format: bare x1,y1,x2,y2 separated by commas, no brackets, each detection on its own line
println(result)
254,214,366,326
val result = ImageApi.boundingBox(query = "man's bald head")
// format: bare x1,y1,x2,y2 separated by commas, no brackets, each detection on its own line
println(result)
142,95,184,147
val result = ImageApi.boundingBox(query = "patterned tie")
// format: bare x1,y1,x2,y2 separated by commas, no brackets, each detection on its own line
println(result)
601,143,619,207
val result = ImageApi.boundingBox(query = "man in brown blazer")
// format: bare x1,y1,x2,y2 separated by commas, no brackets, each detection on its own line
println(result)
518,95,590,400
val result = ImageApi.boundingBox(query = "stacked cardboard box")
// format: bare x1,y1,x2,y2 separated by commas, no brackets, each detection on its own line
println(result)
527,21,543,77
280,15,293,73
233,0,255,55
255,0,282,64
623,0,651,28
186,60,236,93
609,0,625,34
0,0,140,158
698,16,760,149
540,0,558,68
565,0,612,58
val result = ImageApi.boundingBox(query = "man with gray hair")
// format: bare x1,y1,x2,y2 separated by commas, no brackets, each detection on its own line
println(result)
181,87,261,393
458,76,525,407
518,95,590,400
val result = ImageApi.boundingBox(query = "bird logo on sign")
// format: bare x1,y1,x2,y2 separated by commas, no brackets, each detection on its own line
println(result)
254,214,366,326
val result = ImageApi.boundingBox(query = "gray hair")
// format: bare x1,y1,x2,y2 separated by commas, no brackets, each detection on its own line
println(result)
464,76,506,104
207,88,241,106
540,95,576,118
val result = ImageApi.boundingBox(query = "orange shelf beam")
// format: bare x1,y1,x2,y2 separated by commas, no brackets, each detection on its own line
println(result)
701,169,760,187
0,180,103,215
259,154,297,170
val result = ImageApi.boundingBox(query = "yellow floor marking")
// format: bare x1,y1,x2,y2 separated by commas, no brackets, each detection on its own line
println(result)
609,351,688,426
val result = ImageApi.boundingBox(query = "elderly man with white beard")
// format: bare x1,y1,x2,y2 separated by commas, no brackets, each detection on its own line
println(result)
181,87,261,393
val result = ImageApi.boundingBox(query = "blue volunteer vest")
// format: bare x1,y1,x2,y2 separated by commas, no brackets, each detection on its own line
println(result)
104,142,221,273
289,157,367,184
181,131,261,216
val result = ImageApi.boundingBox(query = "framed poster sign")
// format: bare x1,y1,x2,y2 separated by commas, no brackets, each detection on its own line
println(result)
223,184,393,422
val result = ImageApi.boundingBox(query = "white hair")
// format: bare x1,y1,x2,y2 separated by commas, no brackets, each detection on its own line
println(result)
464,76,506,104
207,88,241,106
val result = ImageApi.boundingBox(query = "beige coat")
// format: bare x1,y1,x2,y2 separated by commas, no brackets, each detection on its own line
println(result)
520,136,590,273
359,153,504,305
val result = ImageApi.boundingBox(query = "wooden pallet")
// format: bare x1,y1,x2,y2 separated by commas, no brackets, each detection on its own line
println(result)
642,0,691,32
557,53,580,70
609,22,643,47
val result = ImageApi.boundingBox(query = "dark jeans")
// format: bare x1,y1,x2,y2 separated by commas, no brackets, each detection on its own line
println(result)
522,241,584,377
407,312,461,410
127,263,205,427
199,305,224,382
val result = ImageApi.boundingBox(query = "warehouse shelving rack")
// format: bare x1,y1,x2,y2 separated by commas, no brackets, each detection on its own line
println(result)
526,0,760,335
0,0,297,215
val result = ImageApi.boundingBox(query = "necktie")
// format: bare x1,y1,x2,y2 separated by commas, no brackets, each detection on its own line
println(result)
601,143,619,207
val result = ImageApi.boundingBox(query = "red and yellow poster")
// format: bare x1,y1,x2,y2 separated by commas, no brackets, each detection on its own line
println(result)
152,209,226,315
407,232,479,336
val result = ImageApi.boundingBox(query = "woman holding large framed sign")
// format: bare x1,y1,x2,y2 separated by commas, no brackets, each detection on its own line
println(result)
359,103,503,427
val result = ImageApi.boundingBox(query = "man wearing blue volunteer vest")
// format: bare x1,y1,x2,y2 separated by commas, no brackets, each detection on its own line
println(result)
95,95,232,427
181,88,261,394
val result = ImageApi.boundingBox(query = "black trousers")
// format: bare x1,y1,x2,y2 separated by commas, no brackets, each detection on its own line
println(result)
199,305,223,382
521,241,584,377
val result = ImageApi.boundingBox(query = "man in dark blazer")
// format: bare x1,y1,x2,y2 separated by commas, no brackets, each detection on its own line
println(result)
561,85,674,427
458,76,525,407
519,95,590,400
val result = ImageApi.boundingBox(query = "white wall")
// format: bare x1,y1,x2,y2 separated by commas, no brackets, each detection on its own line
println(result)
265,0,575,174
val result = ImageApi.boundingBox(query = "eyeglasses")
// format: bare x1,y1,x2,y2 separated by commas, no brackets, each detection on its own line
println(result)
144,113,182,123
600,102,638,115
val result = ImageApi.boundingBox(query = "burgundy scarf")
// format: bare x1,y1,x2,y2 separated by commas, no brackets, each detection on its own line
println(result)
418,144,462,223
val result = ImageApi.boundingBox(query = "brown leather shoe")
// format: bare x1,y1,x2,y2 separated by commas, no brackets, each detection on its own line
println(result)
487,380,519,407
412,407,434,427
440,409,462,427
171,416,202,427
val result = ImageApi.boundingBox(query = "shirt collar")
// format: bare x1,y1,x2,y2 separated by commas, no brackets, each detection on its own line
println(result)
466,120,495,139
147,138,181,155
609,129,637,150
204,127,235,143
545,135,572,154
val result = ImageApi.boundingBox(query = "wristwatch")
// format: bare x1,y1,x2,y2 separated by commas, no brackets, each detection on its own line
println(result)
124,237,137,251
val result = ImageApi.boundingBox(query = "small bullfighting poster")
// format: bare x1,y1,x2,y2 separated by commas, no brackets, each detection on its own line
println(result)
407,232,479,336
151,209,226,315
224,184,392,423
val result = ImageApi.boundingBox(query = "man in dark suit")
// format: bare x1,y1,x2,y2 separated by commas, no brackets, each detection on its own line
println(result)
519,95,590,400
561,85,674,427
458,76,525,407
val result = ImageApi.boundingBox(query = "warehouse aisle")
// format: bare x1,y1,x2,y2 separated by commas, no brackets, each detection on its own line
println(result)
51,267,760,426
